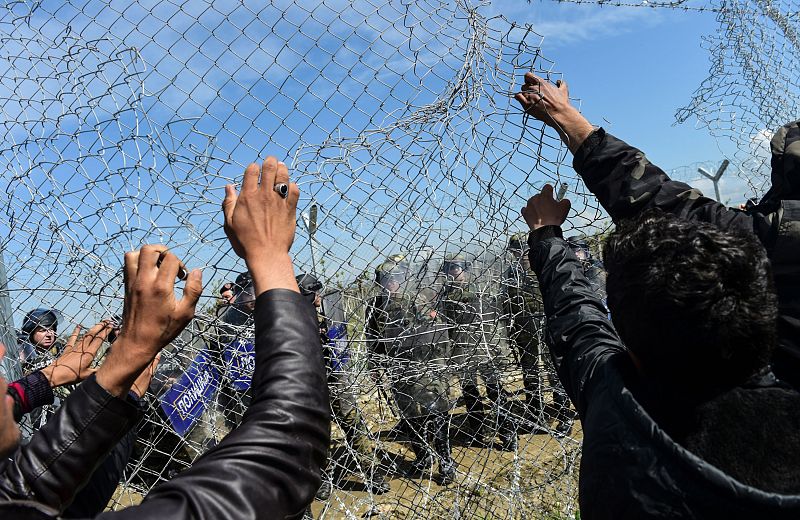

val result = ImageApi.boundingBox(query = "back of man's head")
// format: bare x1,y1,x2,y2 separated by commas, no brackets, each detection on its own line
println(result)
603,210,777,393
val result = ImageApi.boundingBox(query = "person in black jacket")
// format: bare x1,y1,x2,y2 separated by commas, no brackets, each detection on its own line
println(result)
0,156,329,519
515,74,800,389
520,184,800,519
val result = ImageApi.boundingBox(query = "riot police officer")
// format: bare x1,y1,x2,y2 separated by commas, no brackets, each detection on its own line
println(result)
366,255,455,485
438,254,518,451
215,271,257,429
502,233,572,436
297,272,390,501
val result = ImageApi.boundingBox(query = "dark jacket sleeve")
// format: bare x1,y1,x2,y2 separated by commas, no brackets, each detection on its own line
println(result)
100,289,330,520
529,226,626,419
574,128,778,248
0,375,141,513
7,371,54,422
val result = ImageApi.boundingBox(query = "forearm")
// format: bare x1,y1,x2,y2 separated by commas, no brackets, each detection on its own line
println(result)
0,375,140,511
247,252,299,296
549,107,595,154
111,289,329,520
95,342,153,398
529,226,624,418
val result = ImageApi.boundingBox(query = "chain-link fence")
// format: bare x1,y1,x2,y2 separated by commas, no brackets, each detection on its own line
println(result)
0,0,794,517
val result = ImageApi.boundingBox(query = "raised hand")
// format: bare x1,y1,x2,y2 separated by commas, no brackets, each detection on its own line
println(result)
222,157,301,295
96,246,202,397
522,184,572,231
514,72,595,153
41,322,113,388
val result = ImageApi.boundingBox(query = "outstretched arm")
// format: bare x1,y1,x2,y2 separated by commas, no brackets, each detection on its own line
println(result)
0,249,200,512
101,157,329,520
522,185,625,418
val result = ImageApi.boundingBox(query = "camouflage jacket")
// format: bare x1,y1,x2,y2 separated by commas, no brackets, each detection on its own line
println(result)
365,292,417,357
501,263,544,336
574,127,800,387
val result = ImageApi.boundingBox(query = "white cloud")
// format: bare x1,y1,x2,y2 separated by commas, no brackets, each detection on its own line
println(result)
488,1,660,48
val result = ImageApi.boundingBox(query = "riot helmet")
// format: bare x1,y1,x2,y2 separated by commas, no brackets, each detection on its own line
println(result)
507,232,529,255
296,273,323,306
20,308,61,361
222,271,256,325
566,237,593,265
21,308,59,336
441,254,469,284
375,254,409,293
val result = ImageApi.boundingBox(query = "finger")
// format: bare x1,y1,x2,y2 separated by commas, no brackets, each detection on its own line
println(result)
524,72,540,84
222,184,238,222
66,325,82,350
83,322,112,354
177,268,203,320
514,92,530,107
241,162,260,193
275,160,289,185
0,342,5,361
559,79,569,96
138,245,164,278
541,183,555,199
261,156,278,194
287,182,300,209
156,251,181,286
123,250,140,293
558,198,572,217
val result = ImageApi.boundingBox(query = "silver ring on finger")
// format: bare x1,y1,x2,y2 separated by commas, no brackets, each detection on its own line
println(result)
273,183,289,199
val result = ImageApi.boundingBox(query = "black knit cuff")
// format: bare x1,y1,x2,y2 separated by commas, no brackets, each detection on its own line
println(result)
528,225,564,249
22,370,55,411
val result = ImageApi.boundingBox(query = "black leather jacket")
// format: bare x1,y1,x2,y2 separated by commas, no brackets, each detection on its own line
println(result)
0,289,330,519
529,226,800,519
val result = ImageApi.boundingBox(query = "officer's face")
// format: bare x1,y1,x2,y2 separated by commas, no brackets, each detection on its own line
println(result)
220,289,234,305
31,326,56,349
383,279,400,293
575,249,589,262
447,265,466,283
313,292,322,308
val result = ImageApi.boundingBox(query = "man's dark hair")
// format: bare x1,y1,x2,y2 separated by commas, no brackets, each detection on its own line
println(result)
603,210,777,392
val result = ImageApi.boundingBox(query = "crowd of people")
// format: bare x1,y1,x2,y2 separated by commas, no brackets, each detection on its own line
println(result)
0,73,797,519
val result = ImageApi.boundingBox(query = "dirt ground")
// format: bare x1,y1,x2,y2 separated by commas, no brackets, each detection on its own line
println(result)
309,379,582,520
108,377,581,519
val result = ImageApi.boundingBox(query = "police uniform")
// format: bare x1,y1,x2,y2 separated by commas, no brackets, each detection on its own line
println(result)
296,273,389,500
438,255,518,451
366,256,455,484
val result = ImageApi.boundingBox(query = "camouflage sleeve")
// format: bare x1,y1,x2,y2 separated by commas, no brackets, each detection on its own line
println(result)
574,128,769,239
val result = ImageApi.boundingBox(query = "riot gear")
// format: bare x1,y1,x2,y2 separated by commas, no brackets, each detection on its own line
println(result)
367,255,454,484
438,256,519,451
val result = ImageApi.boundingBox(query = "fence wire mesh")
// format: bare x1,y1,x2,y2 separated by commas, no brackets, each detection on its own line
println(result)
0,0,794,517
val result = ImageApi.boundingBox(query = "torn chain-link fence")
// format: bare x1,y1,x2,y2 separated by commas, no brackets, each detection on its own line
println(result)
0,0,792,517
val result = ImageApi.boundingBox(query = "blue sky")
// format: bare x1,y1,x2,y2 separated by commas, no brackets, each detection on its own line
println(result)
0,0,763,333
495,1,728,166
